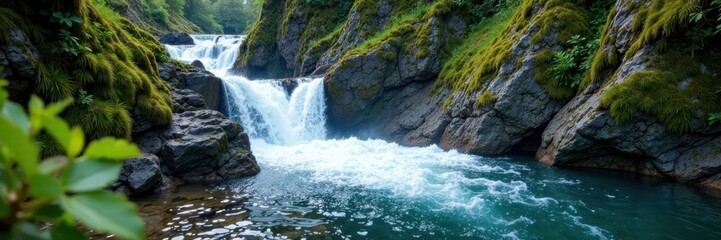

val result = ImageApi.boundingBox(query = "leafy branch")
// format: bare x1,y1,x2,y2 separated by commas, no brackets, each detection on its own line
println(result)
0,80,145,240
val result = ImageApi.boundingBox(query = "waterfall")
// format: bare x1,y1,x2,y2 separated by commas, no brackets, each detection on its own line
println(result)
222,77,327,144
164,35,327,145
164,35,243,72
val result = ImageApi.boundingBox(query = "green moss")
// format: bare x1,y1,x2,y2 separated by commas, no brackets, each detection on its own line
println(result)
600,50,721,133
64,100,133,140
435,0,592,99
1,0,173,141
475,91,498,107
585,1,701,87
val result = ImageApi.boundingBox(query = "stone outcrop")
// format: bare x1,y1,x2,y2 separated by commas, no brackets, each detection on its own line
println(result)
115,63,259,196
536,0,721,190
0,30,39,102
158,63,223,111
159,32,195,45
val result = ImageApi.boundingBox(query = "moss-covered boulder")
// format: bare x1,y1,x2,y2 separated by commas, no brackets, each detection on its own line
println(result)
537,0,721,190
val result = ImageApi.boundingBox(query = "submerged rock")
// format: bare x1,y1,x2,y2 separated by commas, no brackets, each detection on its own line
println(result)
159,32,195,45
191,60,206,70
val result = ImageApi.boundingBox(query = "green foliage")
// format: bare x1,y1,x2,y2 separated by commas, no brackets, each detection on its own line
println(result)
166,0,186,14
212,0,260,34
600,51,721,133
686,0,721,56
0,83,145,240
709,112,721,125
50,12,83,28
48,12,93,56
184,0,223,33
550,35,598,89
142,0,170,26
77,90,94,106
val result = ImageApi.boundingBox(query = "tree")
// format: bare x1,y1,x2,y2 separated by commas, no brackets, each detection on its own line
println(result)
212,0,259,34
184,0,223,33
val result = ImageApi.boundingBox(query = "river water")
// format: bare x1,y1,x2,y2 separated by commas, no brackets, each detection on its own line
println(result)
154,35,721,239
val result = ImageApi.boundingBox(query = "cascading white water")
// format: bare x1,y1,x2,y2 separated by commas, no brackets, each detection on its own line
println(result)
165,35,243,72
164,35,327,145
222,76,327,144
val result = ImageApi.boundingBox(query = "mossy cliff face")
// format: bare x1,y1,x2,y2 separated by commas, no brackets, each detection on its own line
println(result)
325,0,601,155
0,0,173,154
324,0,472,137
537,0,721,190
231,0,353,79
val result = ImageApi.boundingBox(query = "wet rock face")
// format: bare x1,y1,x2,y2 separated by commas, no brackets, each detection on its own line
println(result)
119,154,163,194
158,63,222,111
124,63,260,196
159,32,195,45
325,13,467,137
536,0,721,189
305,0,394,75
0,30,39,101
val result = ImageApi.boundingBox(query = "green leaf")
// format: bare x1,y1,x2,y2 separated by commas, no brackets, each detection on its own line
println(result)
60,191,144,240
28,174,62,198
84,137,141,161
29,96,44,134
43,116,71,152
69,16,82,24
0,116,39,176
67,127,84,159
38,156,68,175
51,224,88,240
62,158,121,192
44,98,73,116
0,79,8,108
1,101,29,133
33,204,64,220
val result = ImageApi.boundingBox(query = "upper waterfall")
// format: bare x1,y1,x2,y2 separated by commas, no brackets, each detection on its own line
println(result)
164,34,327,145
165,35,244,73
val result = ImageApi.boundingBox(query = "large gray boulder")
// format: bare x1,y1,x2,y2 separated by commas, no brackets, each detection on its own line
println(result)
180,71,221,111
159,32,194,45
157,62,222,111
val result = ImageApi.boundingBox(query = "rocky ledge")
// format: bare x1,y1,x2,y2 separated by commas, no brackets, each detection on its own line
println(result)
112,63,259,196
